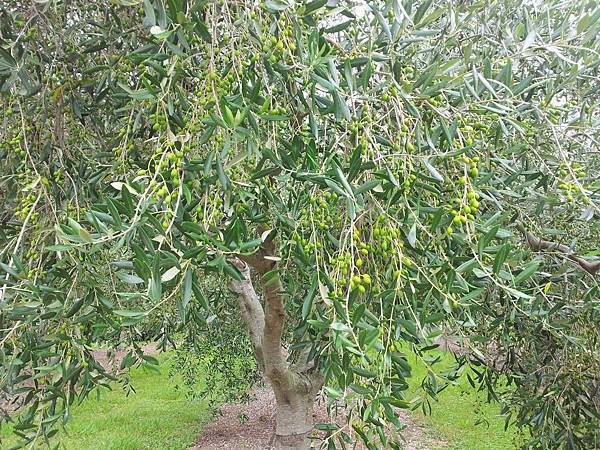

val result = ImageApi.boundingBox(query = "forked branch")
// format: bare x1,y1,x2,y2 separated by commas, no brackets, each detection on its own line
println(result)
516,223,600,275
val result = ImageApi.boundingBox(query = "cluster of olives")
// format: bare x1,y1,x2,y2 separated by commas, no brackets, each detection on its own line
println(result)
196,69,237,106
557,162,586,203
298,192,341,232
348,105,374,133
24,235,41,264
371,216,402,259
294,234,321,256
398,116,411,136
66,200,78,218
9,173,41,224
112,125,138,172
332,252,356,277
388,340,401,352
558,162,586,179
330,252,372,295
149,145,186,176
112,141,135,161
359,220,408,266
330,224,413,296
196,191,225,222
147,178,179,202
349,272,372,294
393,254,413,281
349,120,365,134
457,154,480,184
380,85,399,102
14,191,39,222
52,168,65,187
459,124,475,146
21,26,37,42
448,121,489,149
548,108,561,125
393,117,416,153
137,146,189,228
259,98,287,116
25,265,42,280
466,154,480,177
186,116,203,134
396,171,417,192
6,131,27,159
427,94,444,107
401,66,415,80
259,33,295,65
8,129,40,223
447,189,480,233
149,111,168,132
359,138,376,158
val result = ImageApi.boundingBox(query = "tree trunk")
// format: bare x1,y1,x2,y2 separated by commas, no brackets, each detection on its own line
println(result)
272,386,315,450
229,251,323,450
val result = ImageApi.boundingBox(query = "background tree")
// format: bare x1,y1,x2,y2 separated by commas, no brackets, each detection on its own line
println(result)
1,0,599,449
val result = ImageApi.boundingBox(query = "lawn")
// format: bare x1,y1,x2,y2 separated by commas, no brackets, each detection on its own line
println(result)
1,350,525,449
406,350,526,450
1,356,209,450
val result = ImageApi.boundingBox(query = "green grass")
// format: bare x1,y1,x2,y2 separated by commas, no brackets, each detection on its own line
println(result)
1,357,210,450
406,350,526,449
1,350,526,450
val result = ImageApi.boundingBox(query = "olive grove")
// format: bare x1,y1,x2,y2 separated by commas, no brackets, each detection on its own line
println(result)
0,0,599,448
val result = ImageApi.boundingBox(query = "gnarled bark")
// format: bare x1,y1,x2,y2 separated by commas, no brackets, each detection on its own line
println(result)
229,259,266,371
271,384,317,450
229,234,324,450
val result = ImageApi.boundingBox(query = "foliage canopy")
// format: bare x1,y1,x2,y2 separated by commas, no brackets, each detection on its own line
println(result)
1,0,599,448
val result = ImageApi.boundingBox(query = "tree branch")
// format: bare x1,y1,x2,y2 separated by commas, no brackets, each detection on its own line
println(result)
260,271,287,380
516,223,600,275
229,259,266,372
236,228,325,399
237,228,290,384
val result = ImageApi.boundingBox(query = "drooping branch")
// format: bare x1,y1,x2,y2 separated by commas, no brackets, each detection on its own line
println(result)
516,223,600,275
229,258,266,371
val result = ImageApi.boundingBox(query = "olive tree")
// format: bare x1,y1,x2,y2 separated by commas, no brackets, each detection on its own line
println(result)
1,0,599,448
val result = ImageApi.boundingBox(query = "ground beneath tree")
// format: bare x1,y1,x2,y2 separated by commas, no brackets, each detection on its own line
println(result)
192,386,446,450
2,345,448,449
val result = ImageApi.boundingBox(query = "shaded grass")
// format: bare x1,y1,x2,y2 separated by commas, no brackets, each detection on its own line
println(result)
406,350,526,450
1,356,209,450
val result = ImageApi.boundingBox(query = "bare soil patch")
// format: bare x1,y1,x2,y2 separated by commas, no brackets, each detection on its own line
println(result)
192,386,446,450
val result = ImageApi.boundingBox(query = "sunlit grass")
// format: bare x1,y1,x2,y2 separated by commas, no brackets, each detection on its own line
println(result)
1,350,527,449
1,356,209,450
406,349,526,449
